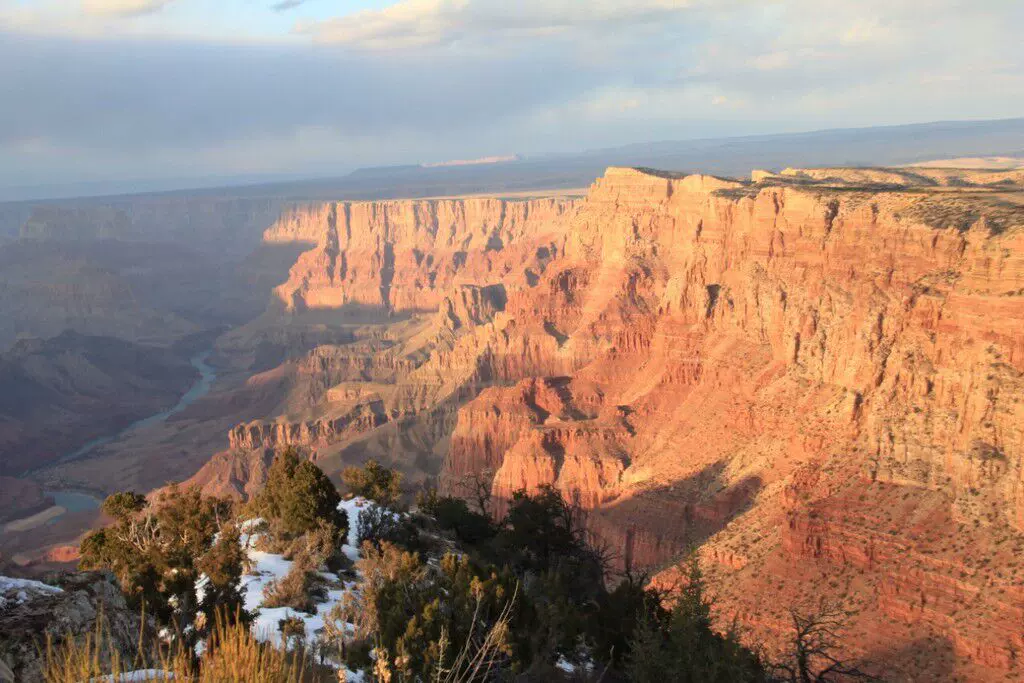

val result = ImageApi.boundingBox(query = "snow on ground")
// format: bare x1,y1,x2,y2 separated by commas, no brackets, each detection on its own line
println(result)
90,670,175,682
0,576,63,595
556,653,595,677
183,497,381,679
338,497,367,562
0,575,63,610
231,496,378,679
343,667,367,682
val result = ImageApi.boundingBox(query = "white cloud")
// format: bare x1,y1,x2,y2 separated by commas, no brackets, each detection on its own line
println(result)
81,0,177,16
298,0,696,49
750,51,791,71
840,17,892,45
0,0,1021,190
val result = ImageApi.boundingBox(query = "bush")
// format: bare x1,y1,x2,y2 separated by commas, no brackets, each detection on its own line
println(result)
100,490,147,520
497,486,587,571
420,493,494,545
287,519,350,574
79,485,232,629
254,447,346,540
278,616,307,647
341,459,403,508
625,557,767,682
197,524,251,632
592,572,666,668
263,554,326,614
353,541,521,680
356,505,421,551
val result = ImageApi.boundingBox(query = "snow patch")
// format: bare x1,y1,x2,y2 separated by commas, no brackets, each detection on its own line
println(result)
90,670,175,682
234,497,380,663
0,576,62,609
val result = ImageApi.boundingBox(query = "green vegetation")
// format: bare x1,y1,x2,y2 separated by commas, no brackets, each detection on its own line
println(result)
253,446,347,539
356,503,422,550
75,455,871,681
625,558,767,682
79,484,237,636
197,524,249,629
342,458,404,507
358,480,768,681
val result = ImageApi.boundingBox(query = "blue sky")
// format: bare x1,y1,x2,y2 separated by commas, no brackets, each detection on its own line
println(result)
0,0,1021,193
116,0,398,40
1,0,393,39
130,0,368,39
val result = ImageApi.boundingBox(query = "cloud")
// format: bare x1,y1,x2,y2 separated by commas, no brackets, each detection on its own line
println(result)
81,0,177,16
0,28,617,186
0,0,1021,191
271,0,307,11
750,51,791,71
298,0,695,49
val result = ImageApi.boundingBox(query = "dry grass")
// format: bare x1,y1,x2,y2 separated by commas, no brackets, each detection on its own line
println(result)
198,613,315,682
263,555,326,612
43,615,188,683
43,610,321,683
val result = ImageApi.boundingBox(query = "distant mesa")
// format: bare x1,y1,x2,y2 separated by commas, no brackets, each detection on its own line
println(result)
421,154,522,168
348,154,522,179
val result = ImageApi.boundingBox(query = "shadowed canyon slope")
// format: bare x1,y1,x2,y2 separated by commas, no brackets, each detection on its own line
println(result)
119,166,1024,678
0,331,199,477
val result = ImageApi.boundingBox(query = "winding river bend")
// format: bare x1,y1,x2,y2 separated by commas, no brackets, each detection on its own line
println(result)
44,350,219,515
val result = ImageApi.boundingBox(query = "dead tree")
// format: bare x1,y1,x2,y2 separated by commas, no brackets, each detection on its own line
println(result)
773,603,878,682
455,469,495,516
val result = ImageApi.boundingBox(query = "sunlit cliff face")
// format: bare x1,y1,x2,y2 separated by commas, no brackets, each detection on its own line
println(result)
171,165,1024,679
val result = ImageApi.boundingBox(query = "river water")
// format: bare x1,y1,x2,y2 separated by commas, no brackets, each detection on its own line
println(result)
43,350,218,515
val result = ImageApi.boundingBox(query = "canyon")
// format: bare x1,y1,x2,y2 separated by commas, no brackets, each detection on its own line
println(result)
177,165,1023,680
0,331,199,478
1,162,1022,680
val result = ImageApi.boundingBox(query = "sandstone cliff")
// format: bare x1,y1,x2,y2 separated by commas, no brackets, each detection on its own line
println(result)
269,197,574,313
189,167,1023,679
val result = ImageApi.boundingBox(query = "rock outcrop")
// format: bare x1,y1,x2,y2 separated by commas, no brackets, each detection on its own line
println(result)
270,197,574,313
228,401,389,451
191,166,1023,680
0,571,150,683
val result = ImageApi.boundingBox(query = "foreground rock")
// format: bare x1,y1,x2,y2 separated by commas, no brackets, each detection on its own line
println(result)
0,571,149,683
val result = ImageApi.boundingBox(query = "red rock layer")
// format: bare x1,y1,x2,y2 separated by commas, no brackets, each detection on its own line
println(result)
201,167,1023,679
269,198,574,313
447,169,1023,678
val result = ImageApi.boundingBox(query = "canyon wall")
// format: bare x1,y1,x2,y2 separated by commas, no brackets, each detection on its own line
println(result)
0,331,199,476
195,167,1023,679
20,197,282,255
269,197,574,313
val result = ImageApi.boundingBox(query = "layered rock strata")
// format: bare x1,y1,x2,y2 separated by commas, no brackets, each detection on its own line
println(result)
191,167,1024,679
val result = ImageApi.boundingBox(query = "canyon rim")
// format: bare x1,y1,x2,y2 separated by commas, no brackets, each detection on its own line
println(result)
3,1,1024,679
138,165,1024,680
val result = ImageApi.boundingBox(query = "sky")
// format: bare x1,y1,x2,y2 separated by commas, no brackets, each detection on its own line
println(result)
0,0,1022,193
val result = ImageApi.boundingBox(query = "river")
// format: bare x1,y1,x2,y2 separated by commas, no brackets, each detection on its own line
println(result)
43,350,219,515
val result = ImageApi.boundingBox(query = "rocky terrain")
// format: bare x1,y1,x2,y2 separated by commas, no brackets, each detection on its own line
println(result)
1,161,1021,679
0,193,310,554
0,331,199,478
0,572,149,682
173,165,1024,680
0,197,304,351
